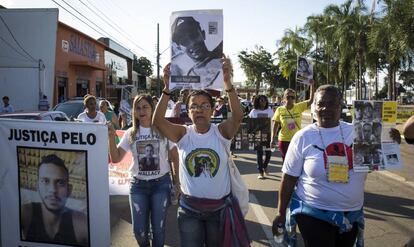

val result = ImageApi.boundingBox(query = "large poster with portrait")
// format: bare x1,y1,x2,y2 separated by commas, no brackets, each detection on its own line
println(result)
296,57,313,85
170,9,223,90
0,119,110,247
352,101,403,172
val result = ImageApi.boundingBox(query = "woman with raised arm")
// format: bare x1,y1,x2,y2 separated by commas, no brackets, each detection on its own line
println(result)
153,56,250,247
107,94,178,247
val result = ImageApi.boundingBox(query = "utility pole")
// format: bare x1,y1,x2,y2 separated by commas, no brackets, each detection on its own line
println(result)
156,23,161,97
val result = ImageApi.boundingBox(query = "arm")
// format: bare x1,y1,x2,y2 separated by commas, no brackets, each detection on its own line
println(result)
403,115,414,142
169,146,180,187
270,120,280,149
304,82,314,107
108,125,126,163
152,63,186,143
272,173,298,231
218,55,243,139
111,112,120,130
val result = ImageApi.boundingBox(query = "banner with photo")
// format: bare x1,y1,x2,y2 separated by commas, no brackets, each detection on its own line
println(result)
170,9,224,91
296,57,313,85
0,119,110,247
109,130,132,195
232,118,271,151
352,101,403,172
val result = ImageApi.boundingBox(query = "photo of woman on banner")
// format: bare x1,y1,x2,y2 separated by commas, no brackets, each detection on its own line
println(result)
296,57,313,84
20,153,89,246
170,14,223,89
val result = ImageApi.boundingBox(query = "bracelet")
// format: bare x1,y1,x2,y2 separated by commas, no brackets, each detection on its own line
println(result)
225,86,235,93
162,90,171,96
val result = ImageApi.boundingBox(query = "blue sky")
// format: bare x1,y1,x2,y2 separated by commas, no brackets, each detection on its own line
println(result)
4,0,349,82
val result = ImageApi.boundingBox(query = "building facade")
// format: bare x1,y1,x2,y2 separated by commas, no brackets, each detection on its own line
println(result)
54,22,106,105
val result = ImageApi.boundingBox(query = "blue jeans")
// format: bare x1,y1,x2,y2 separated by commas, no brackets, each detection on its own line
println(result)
177,205,221,247
129,174,171,247
256,148,271,173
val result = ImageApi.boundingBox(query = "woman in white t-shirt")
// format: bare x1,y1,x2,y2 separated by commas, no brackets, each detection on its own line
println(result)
153,57,250,246
272,85,401,247
108,94,178,247
77,95,106,123
248,95,274,179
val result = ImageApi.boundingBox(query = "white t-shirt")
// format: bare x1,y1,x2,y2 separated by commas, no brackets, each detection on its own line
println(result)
118,127,173,180
248,107,274,118
77,111,106,123
283,121,367,211
176,124,231,199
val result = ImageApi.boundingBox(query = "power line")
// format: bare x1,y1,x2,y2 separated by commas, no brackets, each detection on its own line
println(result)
81,0,153,57
0,14,37,62
51,0,155,64
0,35,35,62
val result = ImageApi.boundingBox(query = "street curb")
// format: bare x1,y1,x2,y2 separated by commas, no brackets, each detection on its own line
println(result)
378,170,414,189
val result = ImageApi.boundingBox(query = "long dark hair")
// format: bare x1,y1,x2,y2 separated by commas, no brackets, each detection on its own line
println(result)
253,95,269,110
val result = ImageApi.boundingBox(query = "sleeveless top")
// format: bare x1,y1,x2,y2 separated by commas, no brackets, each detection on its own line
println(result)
26,202,78,245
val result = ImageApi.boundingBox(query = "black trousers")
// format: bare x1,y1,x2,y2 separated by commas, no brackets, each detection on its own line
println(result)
256,148,271,173
296,214,358,247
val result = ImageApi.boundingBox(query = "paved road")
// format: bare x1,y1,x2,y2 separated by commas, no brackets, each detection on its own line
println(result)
110,115,414,246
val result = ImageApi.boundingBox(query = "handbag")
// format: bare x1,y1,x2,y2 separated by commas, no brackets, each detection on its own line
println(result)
224,146,250,216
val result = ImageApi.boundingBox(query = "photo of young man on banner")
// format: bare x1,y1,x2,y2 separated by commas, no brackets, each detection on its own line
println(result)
170,9,223,90
0,119,110,247
18,148,89,246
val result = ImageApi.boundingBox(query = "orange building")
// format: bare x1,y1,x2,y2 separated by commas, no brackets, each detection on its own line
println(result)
54,22,106,105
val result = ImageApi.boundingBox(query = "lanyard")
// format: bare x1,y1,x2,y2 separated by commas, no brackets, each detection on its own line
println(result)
316,123,349,164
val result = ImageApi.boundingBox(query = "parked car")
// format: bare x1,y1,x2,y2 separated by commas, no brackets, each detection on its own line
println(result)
0,111,70,121
52,97,114,120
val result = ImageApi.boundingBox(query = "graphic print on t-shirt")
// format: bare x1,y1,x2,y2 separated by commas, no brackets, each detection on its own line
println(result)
321,142,353,170
185,148,220,178
136,140,160,175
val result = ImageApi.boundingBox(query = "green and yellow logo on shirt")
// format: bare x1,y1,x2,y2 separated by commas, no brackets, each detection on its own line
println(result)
185,148,220,178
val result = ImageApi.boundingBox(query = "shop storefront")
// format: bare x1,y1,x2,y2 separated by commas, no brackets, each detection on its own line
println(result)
54,22,106,105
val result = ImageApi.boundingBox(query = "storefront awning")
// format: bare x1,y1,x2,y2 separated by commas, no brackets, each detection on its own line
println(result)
69,61,106,71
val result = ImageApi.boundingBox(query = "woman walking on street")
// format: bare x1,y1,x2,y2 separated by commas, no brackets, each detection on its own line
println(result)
100,100,119,129
108,94,178,247
153,56,250,247
270,85,314,161
248,95,274,179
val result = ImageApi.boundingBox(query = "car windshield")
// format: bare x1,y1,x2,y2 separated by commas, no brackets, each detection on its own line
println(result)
53,102,84,119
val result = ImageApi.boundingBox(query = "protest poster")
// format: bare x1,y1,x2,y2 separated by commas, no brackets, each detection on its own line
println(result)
0,119,110,247
108,130,132,195
352,101,403,172
232,118,271,151
296,57,313,85
170,9,223,90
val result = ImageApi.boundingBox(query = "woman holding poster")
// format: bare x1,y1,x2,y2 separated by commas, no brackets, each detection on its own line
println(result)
108,94,178,247
153,56,250,246
270,85,314,161
272,85,401,247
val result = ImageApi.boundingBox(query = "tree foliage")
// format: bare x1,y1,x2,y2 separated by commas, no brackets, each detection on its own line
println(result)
133,55,153,77
238,46,286,95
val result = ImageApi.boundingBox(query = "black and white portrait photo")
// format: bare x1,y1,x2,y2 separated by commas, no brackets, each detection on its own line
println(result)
170,10,223,90
296,57,313,85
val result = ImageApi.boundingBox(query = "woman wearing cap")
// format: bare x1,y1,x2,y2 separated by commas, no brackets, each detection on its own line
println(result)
77,95,106,123
153,56,250,246
99,100,119,129
270,85,314,161
213,96,228,118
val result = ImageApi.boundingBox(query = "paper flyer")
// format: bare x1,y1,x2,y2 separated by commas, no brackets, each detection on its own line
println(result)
353,101,402,172
170,9,223,91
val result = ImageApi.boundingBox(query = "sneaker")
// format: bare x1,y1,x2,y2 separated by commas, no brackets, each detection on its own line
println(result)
264,169,269,176
258,172,265,179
